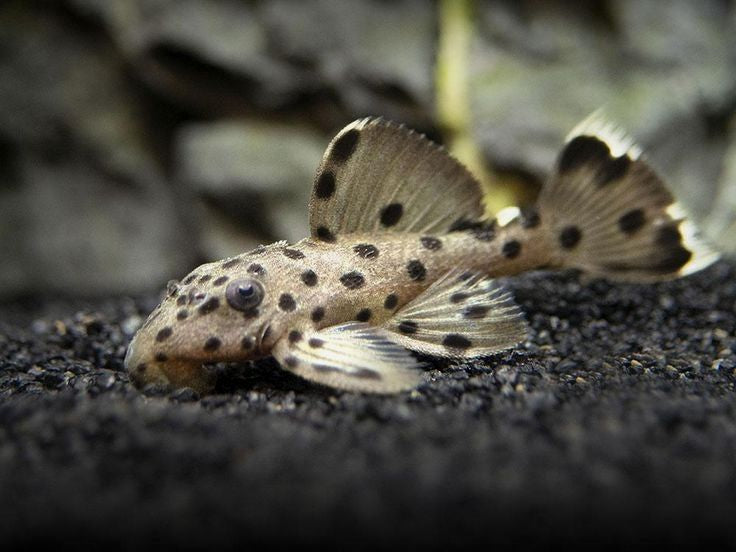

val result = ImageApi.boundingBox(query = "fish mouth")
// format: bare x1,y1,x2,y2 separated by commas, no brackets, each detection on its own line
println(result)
124,338,215,393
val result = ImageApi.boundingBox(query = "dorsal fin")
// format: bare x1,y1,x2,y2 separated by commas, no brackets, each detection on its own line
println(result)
308,117,485,241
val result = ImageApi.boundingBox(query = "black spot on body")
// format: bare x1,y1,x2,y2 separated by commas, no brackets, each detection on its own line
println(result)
316,226,336,242
198,297,220,315
559,226,582,249
156,327,173,342
471,221,496,242
198,274,212,284
443,334,472,349
136,363,147,374
380,203,403,227
166,280,179,296
420,236,442,251
315,171,336,199
189,291,206,305
384,294,398,309
407,260,426,281
353,243,379,259
398,321,418,334
309,338,325,348
340,271,365,289
183,274,197,285
450,292,469,303
558,136,610,173
176,295,187,306
502,240,522,259
241,336,255,350
598,155,631,185
222,259,240,269
288,330,302,344
247,263,265,275
213,276,229,286
284,356,298,368
283,248,305,260
155,352,168,362
619,209,646,234
279,293,297,312
463,305,490,319
250,246,267,256
301,269,318,287
176,309,188,321
203,337,221,352
356,308,372,322
520,208,541,229
449,218,484,232
331,129,360,162
311,307,325,323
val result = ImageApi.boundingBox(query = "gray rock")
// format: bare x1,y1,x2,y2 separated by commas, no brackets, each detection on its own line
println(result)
175,120,326,255
706,121,736,254
19,151,188,295
176,120,324,196
262,0,435,125
79,0,301,111
470,0,736,250
70,0,435,124
0,5,192,296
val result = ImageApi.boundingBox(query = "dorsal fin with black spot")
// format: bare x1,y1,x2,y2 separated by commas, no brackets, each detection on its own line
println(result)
536,112,719,282
308,117,485,241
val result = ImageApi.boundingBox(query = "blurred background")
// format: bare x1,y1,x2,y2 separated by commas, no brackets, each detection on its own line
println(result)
1,0,735,298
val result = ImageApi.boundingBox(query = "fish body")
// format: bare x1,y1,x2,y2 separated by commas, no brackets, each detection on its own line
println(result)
125,115,718,393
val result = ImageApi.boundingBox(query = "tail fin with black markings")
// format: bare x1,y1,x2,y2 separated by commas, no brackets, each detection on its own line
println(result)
536,114,718,282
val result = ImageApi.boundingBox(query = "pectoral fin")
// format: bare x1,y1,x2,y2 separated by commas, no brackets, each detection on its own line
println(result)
272,323,423,393
382,270,528,358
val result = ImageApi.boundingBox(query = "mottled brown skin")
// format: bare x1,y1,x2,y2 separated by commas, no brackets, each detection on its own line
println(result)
124,220,555,392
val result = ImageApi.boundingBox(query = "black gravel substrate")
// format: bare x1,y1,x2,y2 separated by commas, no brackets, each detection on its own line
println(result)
1,262,735,549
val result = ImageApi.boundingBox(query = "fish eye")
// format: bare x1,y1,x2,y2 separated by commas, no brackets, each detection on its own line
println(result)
225,279,264,311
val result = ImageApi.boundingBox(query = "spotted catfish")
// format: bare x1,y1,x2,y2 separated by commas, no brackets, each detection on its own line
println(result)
125,115,718,393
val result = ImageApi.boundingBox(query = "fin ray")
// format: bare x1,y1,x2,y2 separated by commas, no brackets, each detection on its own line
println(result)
383,270,528,358
309,118,485,239
272,323,423,393
537,113,719,281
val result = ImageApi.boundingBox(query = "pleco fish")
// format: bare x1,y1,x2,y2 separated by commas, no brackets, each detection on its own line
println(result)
125,114,719,394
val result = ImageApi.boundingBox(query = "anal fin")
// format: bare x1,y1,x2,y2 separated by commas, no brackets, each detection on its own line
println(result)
383,270,528,358
272,323,423,393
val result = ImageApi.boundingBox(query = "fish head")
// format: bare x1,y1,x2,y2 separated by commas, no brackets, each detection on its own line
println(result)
124,251,287,392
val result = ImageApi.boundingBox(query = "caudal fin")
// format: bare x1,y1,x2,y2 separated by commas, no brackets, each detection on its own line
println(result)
536,114,719,282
